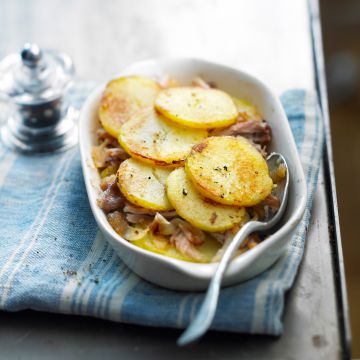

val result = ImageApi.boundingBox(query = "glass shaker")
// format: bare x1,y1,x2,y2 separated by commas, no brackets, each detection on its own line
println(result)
0,43,77,153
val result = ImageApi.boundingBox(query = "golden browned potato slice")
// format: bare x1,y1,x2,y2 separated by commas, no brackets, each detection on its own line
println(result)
233,97,262,121
118,109,207,167
154,87,238,128
99,76,160,138
117,158,173,211
185,136,273,206
166,168,247,232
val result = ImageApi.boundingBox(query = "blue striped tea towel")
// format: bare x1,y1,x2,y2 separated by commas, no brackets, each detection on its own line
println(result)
0,83,323,335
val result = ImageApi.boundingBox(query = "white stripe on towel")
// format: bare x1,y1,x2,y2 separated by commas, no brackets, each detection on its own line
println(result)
79,251,121,315
59,231,107,313
107,273,140,322
0,151,72,282
94,260,130,318
0,150,76,306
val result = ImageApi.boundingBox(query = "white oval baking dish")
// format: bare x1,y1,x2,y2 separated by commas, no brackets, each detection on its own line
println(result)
79,58,307,291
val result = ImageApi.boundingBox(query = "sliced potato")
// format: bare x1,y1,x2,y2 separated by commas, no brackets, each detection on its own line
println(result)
152,167,170,186
166,168,247,232
154,87,237,128
117,158,173,211
100,165,118,178
132,232,221,263
118,109,207,167
99,76,160,138
107,212,149,241
233,97,262,121
185,136,273,206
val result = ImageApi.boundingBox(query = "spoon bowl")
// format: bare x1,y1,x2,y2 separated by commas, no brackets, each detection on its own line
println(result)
178,152,289,346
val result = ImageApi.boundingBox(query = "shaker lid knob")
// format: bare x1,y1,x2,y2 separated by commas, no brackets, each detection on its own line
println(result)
0,43,74,105
21,43,43,68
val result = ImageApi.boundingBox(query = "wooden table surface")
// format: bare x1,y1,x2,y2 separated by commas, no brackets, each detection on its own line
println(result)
0,0,349,359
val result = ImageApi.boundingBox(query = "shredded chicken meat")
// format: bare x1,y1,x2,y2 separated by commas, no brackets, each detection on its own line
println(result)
96,128,119,147
92,128,129,169
106,209,207,261
92,144,129,169
191,77,216,89
211,119,271,148
97,175,125,213
211,229,260,262
107,211,128,235
150,216,206,260
149,213,177,236
171,219,205,246
125,213,153,225
169,219,205,261
170,229,203,261
262,194,280,209
123,202,177,218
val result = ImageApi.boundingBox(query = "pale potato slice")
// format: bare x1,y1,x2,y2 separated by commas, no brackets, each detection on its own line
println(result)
154,87,238,128
99,76,160,138
233,97,262,121
118,109,207,167
117,158,173,211
185,136,273,206
152,167,170,185
132,232,221,263
166,168,247,232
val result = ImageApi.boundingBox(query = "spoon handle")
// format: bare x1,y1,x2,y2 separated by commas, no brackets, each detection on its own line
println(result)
177,221,260,346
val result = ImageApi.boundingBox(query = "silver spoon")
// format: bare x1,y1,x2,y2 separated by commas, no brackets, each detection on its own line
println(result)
177,152,289,346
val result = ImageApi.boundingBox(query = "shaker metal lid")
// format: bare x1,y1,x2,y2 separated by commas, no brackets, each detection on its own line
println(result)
0,43,74,105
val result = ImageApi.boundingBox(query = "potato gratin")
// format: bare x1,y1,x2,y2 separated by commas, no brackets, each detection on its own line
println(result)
92,75,284,263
